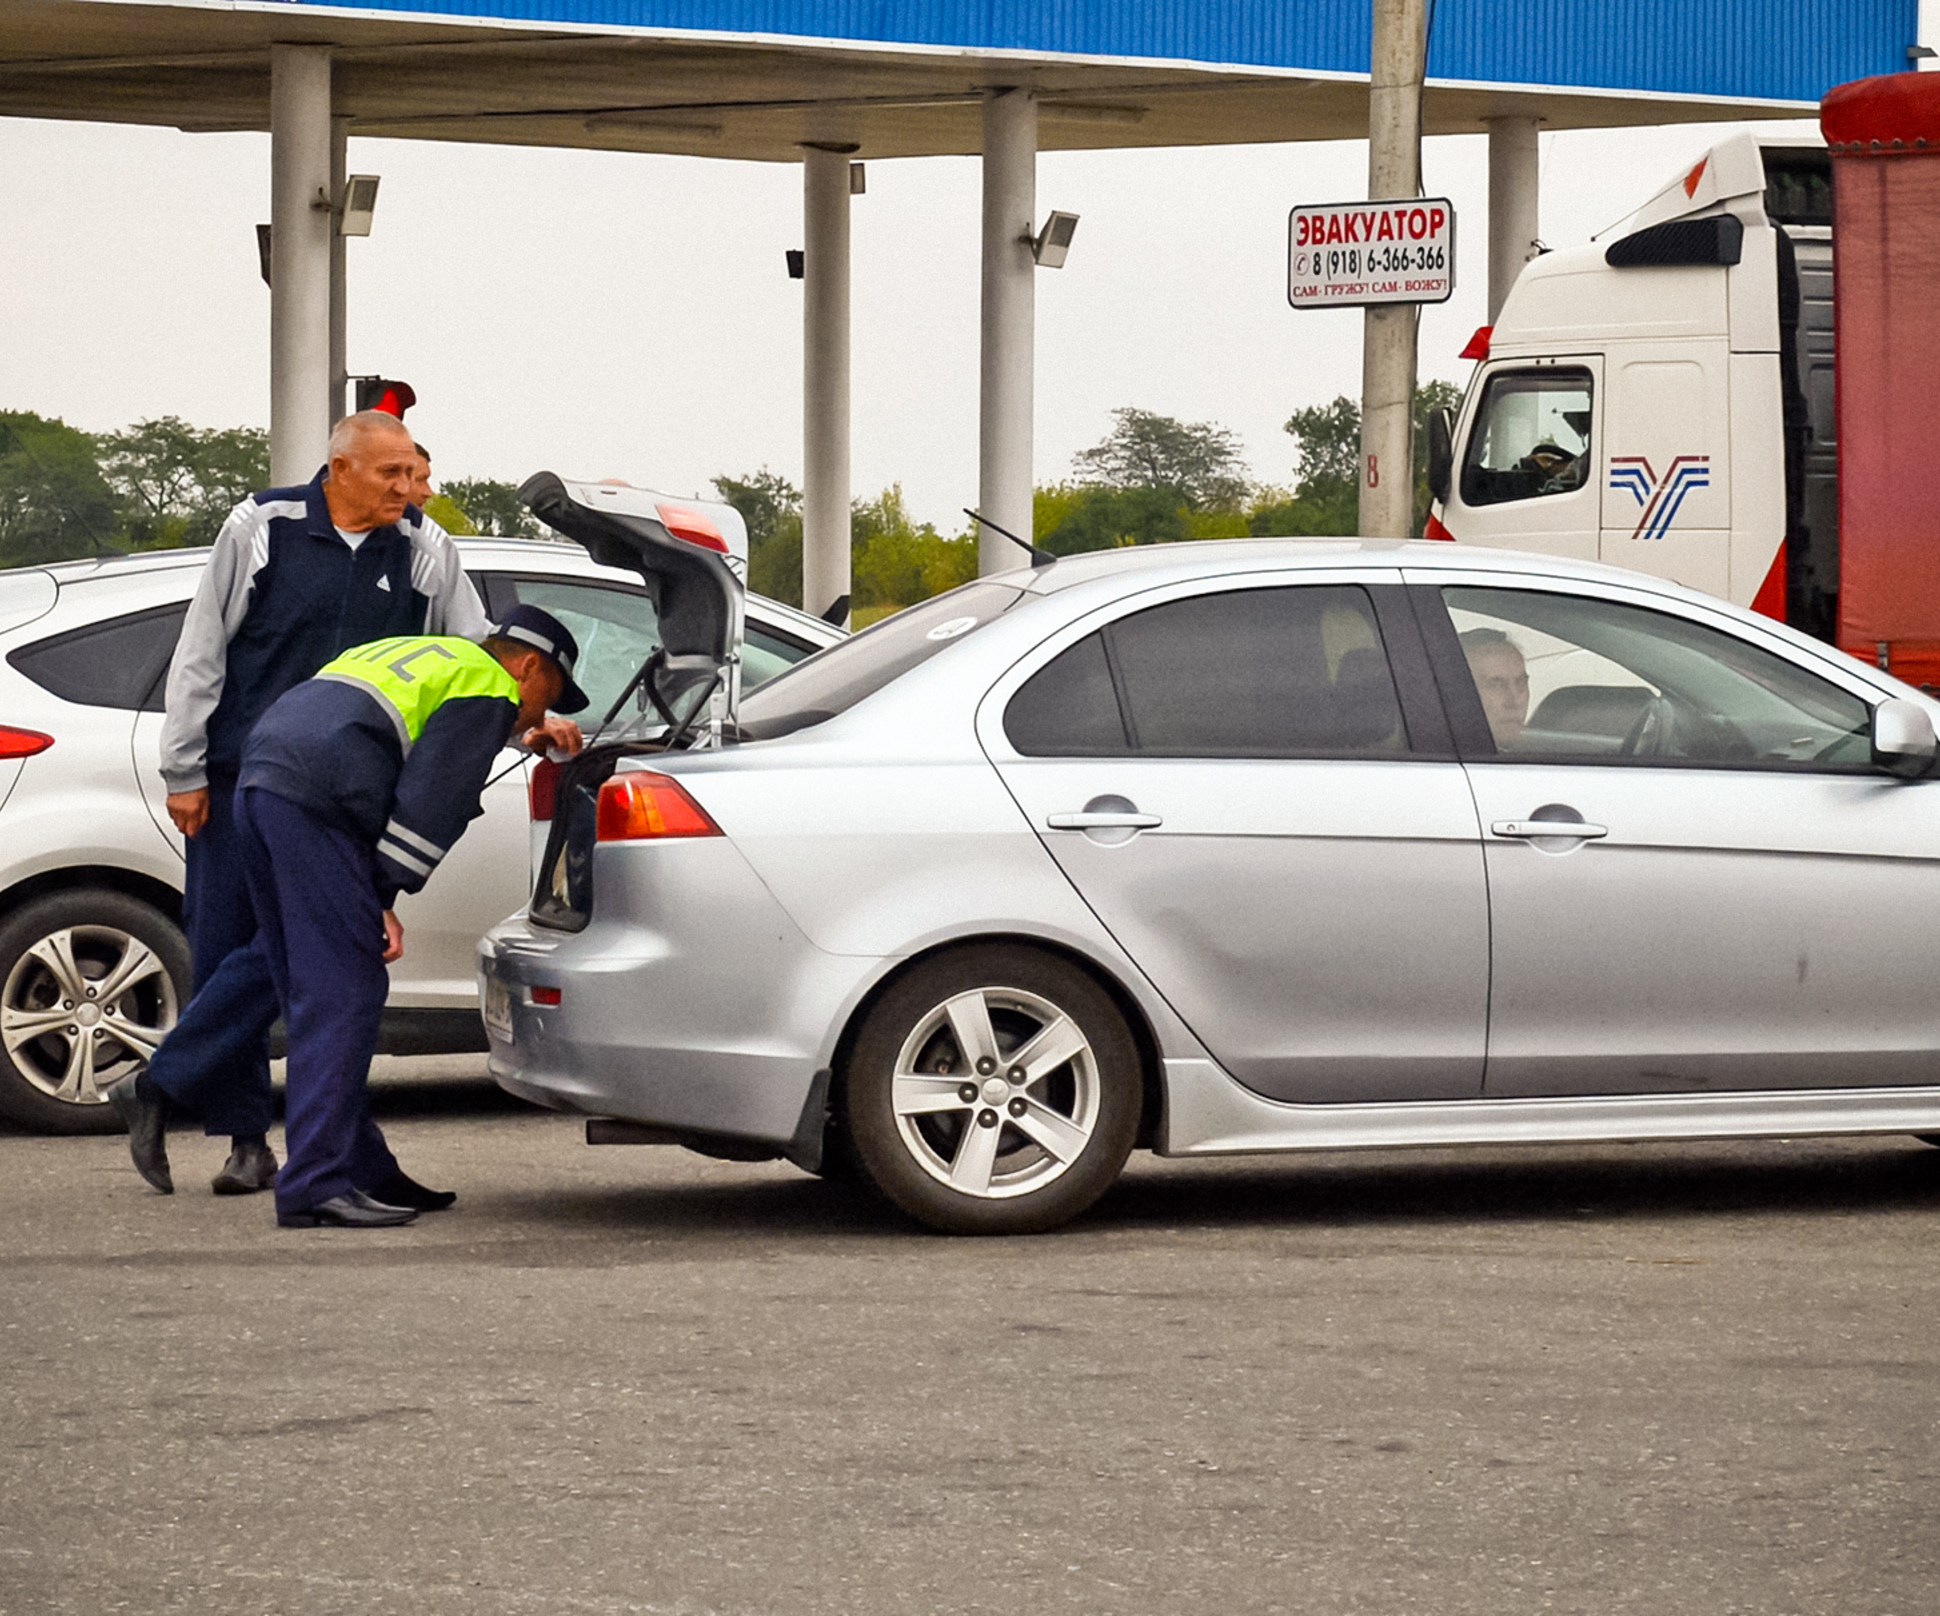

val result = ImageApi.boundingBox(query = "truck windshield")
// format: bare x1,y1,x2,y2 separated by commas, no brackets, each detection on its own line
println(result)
1461,367,1594,507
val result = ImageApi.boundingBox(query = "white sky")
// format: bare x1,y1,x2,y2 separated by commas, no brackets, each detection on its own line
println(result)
0,110,1816,532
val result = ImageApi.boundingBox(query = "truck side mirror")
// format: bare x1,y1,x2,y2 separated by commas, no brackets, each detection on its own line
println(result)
1427,407,1455,505
1871,697,1937,777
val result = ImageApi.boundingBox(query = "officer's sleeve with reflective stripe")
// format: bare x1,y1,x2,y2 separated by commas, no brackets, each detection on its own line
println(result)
374,693,520,900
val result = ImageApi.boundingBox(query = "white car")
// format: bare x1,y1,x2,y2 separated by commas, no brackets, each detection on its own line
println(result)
0,536,840,1134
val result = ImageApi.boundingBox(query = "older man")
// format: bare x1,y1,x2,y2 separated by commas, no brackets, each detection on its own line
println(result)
110,411,494,1201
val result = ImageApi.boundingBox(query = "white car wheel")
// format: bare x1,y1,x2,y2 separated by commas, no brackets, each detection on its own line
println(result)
0,891,189,1135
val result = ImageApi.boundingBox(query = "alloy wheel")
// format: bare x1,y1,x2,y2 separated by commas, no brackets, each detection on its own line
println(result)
890,985,1101,1199
0,924,179,1106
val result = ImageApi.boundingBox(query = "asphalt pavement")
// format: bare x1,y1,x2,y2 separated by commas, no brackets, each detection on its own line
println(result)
5,1059,1939,1616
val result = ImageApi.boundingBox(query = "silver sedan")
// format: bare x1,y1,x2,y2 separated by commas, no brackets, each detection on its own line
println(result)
482,535,1940,1234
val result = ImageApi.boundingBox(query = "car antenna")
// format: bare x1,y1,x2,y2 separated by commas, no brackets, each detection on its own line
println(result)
963,508,1056,568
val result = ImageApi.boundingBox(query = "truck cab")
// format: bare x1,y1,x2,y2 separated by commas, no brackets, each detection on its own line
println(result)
1429,133,1834,636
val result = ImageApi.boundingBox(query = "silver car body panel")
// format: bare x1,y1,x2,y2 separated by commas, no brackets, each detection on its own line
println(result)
977,568,1488,1105
483,538,1940,1163
1160,1057,1940,1155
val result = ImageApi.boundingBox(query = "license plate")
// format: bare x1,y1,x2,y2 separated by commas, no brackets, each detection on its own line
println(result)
482,975,513,1043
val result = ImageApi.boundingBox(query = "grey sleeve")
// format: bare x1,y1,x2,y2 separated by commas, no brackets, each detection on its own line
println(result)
410,517,493,640
157,500,271,794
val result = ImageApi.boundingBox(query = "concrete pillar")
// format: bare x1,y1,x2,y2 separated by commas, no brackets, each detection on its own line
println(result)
1358,0,1427,540
1486,116,1541,322
329,115,349,426
269,45,333,486
801,147,853,626
978,89,1036,574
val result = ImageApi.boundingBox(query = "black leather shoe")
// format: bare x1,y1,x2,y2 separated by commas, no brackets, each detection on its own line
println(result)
364,1167,456,1212
277,1189,418,1229
107,1075,172,1195
211,1139,278,1196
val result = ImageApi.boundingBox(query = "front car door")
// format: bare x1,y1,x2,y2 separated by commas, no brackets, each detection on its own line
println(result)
983,571,1489,1105
1410,568,1940,1094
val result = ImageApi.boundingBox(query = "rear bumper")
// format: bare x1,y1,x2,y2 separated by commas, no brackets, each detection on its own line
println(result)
478,837,879,1146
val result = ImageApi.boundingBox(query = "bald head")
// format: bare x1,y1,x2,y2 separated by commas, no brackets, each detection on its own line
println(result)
327,409,413,462
324,411,417,532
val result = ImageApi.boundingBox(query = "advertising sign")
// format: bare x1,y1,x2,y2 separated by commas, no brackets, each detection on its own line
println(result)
1287,198,1456,308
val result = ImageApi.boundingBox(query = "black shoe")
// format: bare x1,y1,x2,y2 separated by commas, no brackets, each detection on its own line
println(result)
211,1139,278,1196
364,1168,456,1212
107,1075,172,1195
277,1189,419,1229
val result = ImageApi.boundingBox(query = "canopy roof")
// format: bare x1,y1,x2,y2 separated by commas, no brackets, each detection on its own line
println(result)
0,0,1905,162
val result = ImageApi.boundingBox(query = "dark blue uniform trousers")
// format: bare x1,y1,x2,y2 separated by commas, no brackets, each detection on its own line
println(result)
143,773,277,1139
236,786,400,1217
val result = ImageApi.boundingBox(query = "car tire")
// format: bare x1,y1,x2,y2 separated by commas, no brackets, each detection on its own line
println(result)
0,890,191,1136
841,945,1141,1235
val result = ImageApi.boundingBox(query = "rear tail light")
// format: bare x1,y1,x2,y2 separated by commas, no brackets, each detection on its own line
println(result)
530,985,562,1006
529,757,561,821
0,726,53,759
595,772,721,841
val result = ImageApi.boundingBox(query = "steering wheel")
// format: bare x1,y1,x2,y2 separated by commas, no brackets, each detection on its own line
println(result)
1618,695,1674,759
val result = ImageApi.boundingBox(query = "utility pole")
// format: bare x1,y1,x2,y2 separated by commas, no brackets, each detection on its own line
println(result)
1359,0,1428,539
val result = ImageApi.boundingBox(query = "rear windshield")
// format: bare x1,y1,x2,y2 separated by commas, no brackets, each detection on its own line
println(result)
736,582,1025,739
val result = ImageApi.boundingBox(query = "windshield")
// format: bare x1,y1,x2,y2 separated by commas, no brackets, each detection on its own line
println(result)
736,581,1026,739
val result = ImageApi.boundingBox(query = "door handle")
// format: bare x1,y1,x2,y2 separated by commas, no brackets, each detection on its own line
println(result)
1491,819,1608,840
1047,810,1163,831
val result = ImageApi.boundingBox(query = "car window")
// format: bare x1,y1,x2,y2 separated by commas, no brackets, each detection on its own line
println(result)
1460,367,1594,507
7,603,187,713
1442,586,1873,769
737,581,1025,740
1005,584,1408,758
479,574,818,729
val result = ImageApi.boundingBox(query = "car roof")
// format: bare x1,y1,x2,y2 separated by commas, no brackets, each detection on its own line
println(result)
1011,536,1722,608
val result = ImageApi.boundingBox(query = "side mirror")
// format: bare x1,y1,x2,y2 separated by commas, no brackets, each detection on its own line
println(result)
1426,406,1455,505
1871,697,1937,777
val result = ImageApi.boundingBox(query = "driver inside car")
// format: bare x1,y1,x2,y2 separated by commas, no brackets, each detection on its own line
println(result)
1460,626,1531,750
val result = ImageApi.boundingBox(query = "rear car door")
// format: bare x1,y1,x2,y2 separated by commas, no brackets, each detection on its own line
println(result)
1412,570,1940,1095
985,573,1489,1104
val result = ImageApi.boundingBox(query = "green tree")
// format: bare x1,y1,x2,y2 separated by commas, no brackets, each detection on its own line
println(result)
1260,380,1466,537
441,478,546,541
0,411,120,567
850,486,976,625
713,469,803,608
1035,482,1191,554
94,416,270,551
1070,406,1251,512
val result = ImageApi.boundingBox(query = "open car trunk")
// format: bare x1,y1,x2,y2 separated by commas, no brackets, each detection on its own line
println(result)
518,472,748,932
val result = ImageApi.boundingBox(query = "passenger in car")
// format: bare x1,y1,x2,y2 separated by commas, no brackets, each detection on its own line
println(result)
1460,626,1531,751
111,411,491,1204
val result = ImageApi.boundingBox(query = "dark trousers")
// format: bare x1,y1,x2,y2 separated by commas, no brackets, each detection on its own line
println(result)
236,787,399,1216
144,774,277,1139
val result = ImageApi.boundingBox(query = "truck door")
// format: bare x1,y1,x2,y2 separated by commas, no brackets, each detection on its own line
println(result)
1599,339,1733,596
1443,359,1601,562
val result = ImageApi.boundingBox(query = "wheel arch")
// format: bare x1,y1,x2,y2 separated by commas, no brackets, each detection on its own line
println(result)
0,865,185,930
827,931,1166,1151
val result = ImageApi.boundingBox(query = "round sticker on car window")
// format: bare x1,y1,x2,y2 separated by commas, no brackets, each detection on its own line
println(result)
926,616,980,641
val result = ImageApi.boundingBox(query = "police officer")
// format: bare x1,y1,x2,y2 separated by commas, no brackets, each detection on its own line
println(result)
235,607,588,1228
111,410,495,1199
